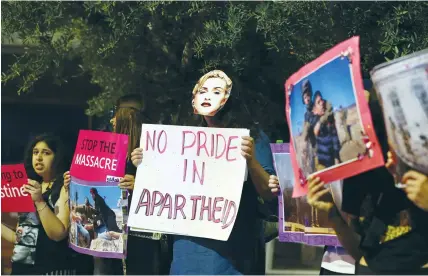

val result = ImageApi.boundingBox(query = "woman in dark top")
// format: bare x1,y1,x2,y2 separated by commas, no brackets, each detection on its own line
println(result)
306,88,428,274
111,94,172,275
1,134,76,275
131,70,276,274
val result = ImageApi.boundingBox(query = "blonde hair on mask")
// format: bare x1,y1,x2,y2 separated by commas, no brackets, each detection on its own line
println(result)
192,70,233,97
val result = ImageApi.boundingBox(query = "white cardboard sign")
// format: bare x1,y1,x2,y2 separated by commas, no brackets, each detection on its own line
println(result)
128,124,249,241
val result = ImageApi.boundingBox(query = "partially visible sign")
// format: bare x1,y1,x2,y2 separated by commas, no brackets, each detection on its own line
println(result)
1,164,35,213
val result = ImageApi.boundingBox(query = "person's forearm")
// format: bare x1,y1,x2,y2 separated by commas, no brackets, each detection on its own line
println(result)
35,201,68,241
248,159,274,200
329,207,363,261
1,224,16,244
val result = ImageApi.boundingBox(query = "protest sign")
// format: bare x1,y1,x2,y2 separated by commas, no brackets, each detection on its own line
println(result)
128,124,249,241
271,143,349,246
371,49,428,182
69,130,128,259
285,36,384,197
1,164,35,213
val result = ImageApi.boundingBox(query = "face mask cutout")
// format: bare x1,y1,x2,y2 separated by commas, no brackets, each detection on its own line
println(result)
192,70,232,117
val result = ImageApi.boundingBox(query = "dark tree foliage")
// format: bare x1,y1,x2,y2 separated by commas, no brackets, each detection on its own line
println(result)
2,1,428,139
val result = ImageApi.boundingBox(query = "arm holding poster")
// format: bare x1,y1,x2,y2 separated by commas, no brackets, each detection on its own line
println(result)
243,135,276,200
306,176,362,260
1,223,17,244
24,177,70,242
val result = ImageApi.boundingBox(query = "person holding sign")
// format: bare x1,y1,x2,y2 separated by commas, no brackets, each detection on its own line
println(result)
131,70,276,274
1,134,76,275
306,87,428,274
111,94,172,275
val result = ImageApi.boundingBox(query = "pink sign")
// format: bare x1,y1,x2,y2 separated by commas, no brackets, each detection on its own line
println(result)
1,164,35,213
70,130,129,182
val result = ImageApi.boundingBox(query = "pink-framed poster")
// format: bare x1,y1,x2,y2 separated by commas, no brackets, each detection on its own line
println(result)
285,36,385,197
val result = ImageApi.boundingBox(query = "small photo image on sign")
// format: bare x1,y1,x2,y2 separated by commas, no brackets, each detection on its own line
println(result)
69,181,124,254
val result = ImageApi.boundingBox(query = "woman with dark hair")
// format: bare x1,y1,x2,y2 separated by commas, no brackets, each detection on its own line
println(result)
131,70,276,275
1,134,75,275
306,86,428,274
110,94,172,275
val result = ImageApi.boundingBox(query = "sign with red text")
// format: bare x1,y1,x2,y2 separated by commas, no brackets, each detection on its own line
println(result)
69,130,128,259
128,124,249,241
1,164,35,213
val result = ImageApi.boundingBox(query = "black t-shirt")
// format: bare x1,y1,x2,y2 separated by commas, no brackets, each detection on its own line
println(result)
342,167,428,274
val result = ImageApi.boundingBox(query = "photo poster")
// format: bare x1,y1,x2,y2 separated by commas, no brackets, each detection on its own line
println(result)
284,36,385,197
271,143,347,246
1,164,35,213
69,130,129,259
128,124,249,241
371,50,428,182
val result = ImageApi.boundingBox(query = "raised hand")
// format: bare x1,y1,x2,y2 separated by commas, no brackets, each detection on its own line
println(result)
401,170,428,212
306,176,334,212
131,148,143,167
268,175,280,195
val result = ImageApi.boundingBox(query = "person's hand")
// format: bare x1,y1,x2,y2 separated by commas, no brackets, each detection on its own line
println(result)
119,174,135,190
63,171,71,191
306,176,334,212
268,175,280,195
401,170,428,212
131,148,143,167
385,151,397,176
241,136,255,163
23,179,43,203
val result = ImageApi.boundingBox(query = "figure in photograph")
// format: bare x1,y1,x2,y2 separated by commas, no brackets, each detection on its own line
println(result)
300,80,317,175
89,188,121,237
311,90,341,171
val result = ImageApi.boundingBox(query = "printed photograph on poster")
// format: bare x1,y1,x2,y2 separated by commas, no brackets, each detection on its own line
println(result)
69,182,124,253
69,129,128,258
271,143,345,246
285,36,384,197
371,49,428,178
192,70,232,116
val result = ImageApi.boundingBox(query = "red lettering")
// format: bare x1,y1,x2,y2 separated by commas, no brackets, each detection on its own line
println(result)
226,136,239,161
210,134,215,156
199,196,212,221
221,201,237,229
158,193,173,219
215,134,227,159
182,131,196,155
158,130,167,154
192,160,205,185
197,131,209,157
190,195,202,220
149,191,165,216
135,188,150,216
220,199,229,223
174,194,187,219
212,197,224,223
183,159,188,182
146,130,156,151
